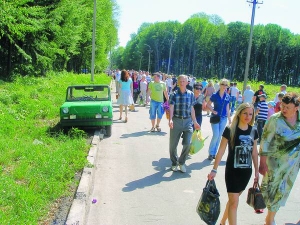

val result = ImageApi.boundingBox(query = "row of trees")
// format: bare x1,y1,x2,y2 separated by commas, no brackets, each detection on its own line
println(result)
0,0,118,79
112,13,300,86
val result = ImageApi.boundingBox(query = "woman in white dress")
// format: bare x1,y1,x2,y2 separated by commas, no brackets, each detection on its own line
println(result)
117,70,134,122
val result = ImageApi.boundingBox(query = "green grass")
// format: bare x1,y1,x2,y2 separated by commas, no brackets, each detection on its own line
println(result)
0,72,112,224
234,81,299,100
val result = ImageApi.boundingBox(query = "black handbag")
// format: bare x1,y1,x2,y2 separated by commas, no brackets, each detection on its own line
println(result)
246,182,266,210
210,115,220,124
196,180,220,225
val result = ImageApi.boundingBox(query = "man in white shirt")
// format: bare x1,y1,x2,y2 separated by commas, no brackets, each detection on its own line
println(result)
137,71,142,82
115,69,121,93
214,80,219,92
274,84,287,103
166,75,173,94
242,85,254,104
229,82,239,114
145,71,152,83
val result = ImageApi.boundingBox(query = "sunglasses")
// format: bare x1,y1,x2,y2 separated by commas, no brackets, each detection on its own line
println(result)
194,87,202,90
220,83,228,86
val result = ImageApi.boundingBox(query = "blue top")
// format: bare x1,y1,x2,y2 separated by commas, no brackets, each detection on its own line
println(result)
210,91,230,117
119,78,132,90
169,89,196,118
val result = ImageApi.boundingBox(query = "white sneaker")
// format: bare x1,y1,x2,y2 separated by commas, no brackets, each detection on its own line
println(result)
179,164,186,173
171,165,178,172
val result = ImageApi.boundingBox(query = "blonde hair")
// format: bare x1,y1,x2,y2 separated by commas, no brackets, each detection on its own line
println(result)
229,103,255,147
219,78,229,86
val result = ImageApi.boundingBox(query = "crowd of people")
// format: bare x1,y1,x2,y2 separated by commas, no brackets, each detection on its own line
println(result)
109,69,299,225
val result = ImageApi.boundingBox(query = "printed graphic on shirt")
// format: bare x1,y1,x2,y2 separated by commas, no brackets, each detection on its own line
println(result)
155,84,163,91
234,134,253,168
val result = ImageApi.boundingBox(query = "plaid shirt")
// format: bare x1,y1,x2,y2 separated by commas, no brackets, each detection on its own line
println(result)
169,89,196,118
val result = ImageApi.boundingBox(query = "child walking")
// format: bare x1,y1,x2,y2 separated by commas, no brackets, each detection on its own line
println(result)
267,101,275,119
208,103,259,225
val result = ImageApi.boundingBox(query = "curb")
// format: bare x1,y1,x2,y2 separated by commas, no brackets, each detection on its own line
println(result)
65,131,103,225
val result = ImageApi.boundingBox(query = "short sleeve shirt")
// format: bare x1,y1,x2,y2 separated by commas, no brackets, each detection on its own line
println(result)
223,126,258,169
169,89,196,118
243,89,254,103
148,81,166,102
210,91,230,117
194,94,205,117
254,90,266,104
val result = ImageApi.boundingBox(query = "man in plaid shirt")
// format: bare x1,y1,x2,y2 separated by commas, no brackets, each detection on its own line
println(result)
168,75,200,173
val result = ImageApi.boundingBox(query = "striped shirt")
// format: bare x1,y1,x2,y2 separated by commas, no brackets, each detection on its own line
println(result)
257,100,268,121
169,89,196,118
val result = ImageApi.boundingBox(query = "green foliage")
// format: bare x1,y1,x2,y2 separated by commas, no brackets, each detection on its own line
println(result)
114,12,300,86
0,72,111,224
0,0,119,78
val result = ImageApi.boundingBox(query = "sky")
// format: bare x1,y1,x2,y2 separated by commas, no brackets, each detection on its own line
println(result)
116,0,300,47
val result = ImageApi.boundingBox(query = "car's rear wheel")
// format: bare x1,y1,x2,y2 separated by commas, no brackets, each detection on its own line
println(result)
105,125,112,137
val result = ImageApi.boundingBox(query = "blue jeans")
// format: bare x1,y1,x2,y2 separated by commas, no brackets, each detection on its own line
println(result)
149,100,164,120
169,117,193,166
230,96,236,113
208,117,228,156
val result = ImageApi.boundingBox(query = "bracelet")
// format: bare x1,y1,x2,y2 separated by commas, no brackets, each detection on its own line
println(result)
211,169,217,173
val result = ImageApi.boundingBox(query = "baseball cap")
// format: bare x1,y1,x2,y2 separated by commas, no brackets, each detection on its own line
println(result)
258,94,267,98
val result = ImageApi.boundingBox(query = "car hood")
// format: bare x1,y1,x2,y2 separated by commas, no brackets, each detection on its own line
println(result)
61,101,112,113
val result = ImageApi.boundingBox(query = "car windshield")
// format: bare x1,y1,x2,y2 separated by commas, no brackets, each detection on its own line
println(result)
67,86,109,101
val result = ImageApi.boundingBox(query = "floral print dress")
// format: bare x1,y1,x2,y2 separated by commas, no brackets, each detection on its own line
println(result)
259,112,300,212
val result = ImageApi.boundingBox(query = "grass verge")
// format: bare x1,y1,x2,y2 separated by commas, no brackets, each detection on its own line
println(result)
0,72,111,224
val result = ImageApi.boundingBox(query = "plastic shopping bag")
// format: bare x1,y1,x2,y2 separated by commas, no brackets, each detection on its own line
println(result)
189,130,208,155
196,179,220,225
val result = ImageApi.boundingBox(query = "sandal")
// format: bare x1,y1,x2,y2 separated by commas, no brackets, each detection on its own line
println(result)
150,127,155,132
119,117,122,120
124,117,128,123
155,125,161,132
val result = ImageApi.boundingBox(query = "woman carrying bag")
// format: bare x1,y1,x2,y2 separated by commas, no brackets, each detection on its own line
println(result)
259,92,300,225
208,103,259,225
206,79,231,160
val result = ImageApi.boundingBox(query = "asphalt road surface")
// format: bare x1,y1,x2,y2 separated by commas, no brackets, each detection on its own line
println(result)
85,92,300,225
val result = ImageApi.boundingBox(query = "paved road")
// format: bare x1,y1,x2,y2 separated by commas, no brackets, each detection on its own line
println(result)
86,87,300,225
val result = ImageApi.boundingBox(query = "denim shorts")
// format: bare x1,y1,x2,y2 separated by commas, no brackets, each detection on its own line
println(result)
149,100,164,120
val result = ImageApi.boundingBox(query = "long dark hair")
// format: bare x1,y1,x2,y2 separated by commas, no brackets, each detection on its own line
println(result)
121,70,129,82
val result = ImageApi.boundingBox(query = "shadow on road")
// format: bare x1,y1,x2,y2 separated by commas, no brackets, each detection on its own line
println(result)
120,131,167,138
285,221,300,225
122,158,190,192
122,158,226,192
186,157,226,171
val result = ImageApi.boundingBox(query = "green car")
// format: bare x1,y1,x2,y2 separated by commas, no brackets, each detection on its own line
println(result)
60,85,113,137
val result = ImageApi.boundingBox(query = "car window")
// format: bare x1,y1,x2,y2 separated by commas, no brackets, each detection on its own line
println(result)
67,86,109,101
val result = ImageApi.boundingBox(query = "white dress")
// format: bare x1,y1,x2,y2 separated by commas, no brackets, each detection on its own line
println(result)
117,78,134,105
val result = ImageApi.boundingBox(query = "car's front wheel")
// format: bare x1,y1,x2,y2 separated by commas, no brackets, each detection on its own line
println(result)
105,125,112,137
